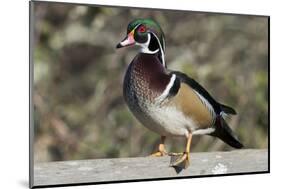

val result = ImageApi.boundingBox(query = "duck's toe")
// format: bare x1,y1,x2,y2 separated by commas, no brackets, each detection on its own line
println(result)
169,152,190,169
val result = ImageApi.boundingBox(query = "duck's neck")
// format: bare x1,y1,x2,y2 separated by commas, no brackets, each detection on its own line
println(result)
138,33,166,68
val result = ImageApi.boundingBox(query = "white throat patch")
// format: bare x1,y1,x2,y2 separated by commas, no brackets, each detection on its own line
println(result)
136,33,166,67
151,32,166,67
137,34,159,54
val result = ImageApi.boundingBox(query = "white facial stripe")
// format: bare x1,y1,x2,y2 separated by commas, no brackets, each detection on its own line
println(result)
132,23,141,31
162,38,166,52
155,74,176,103
151,32,166,67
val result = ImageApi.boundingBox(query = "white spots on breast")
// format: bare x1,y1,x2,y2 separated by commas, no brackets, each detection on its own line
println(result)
211,163,228,174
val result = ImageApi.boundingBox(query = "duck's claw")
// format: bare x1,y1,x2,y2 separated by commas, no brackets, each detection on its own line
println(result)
150,137,167,157
169,152,190,169
150,150,167,157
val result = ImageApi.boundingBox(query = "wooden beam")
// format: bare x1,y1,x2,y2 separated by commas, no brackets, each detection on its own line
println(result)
33,149,268,187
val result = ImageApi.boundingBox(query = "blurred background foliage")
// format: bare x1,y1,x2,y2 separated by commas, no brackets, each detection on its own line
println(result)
32,2,268,162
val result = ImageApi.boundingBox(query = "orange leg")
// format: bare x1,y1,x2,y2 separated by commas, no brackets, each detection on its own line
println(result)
150,136,167,157
170,133,193,168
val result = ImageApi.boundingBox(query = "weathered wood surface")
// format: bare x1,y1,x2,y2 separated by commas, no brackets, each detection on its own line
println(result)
33,149,268,187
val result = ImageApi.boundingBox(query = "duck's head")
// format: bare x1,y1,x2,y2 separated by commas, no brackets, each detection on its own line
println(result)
116,18,166,66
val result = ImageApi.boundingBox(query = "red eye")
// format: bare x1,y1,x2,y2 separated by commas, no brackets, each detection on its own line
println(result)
138,25,146,33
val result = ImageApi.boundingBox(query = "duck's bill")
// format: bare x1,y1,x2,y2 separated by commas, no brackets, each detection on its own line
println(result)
116,31,135,48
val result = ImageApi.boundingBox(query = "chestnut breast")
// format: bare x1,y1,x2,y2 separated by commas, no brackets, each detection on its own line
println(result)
123,53,170,105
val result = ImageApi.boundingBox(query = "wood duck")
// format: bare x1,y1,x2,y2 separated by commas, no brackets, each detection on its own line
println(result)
116,18,243,168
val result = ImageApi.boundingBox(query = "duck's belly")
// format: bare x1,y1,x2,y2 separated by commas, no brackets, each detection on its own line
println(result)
130,102,216,136
125,96,194,136
144,104,196,136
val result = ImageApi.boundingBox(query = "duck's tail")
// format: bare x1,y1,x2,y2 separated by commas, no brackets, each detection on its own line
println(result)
210,117,243,149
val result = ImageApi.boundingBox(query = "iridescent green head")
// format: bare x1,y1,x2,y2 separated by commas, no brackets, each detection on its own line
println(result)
116,18,166,66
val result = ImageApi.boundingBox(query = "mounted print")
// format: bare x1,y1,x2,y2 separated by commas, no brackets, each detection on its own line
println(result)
29,0,269,188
